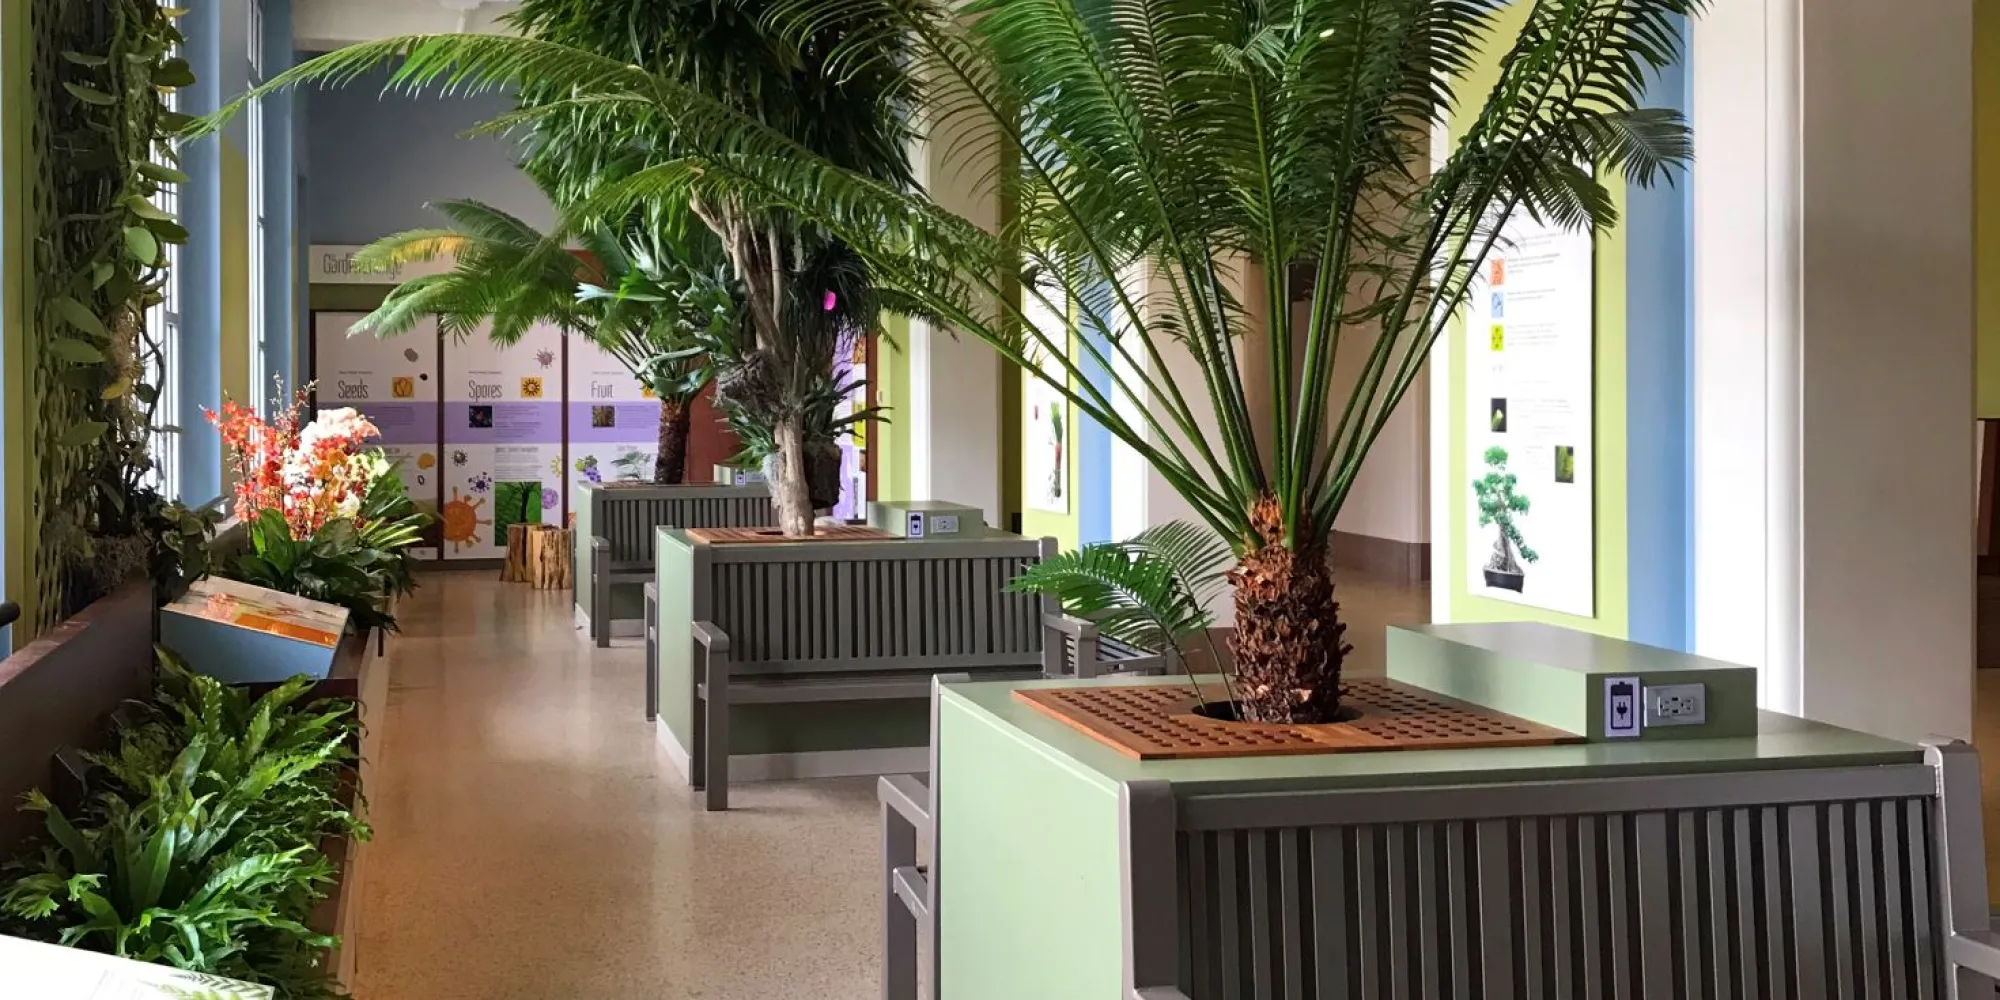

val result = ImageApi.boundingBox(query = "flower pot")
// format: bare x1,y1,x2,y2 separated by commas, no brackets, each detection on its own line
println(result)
1484,568,1525,592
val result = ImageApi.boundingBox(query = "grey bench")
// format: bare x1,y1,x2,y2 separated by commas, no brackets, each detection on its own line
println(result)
653,532,1163,811
882,685,2000,998
575,481,771,647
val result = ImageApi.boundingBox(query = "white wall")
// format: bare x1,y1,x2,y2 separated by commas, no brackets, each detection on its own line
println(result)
903,112,1004,523
1294,300,1431,545
1693,0,1975,743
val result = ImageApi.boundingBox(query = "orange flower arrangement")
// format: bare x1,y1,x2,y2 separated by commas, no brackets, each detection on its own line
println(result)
206,383,384,538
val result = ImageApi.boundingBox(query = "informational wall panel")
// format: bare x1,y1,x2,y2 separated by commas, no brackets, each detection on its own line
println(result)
311,312,441,561
1463,218,1596,616
442,324,566,560
567,338,660,494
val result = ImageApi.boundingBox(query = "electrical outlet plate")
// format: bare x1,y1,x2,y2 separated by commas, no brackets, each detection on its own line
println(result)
1644,683,1707,727
933,514,960,535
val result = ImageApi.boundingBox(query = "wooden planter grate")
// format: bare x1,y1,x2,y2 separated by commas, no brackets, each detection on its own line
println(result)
1014,678,1581,760
686,525,894,544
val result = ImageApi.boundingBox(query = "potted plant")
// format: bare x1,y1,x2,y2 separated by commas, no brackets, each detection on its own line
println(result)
206,387,430,634
201,0,1697,721
1474,447,1537,593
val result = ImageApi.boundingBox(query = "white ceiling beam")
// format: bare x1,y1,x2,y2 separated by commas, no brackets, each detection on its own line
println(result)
294,0,520,51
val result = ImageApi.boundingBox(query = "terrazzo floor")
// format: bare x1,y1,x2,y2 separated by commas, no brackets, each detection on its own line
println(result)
347,567,1430,998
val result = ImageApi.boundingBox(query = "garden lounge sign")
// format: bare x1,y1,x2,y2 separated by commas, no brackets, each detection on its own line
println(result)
1464,213,1595,617
311,244,456,285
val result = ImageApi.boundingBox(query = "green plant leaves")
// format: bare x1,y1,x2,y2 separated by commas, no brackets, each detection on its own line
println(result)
63,82,116,105
49,338,107,364
138,161,190,185
126,225,162,264
57,296,110,339
61,421,110,447
61,50,111,68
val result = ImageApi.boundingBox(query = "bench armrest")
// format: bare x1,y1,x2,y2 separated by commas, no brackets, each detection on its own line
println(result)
1044,613,1098,640
1131,989,1193,1000
878,774,930,830
691,620,731,655
1951,930,2000,980
591,535,610,555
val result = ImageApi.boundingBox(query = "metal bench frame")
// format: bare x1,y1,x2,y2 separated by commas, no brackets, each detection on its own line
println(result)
882,686,2000,1000
576,482,771,647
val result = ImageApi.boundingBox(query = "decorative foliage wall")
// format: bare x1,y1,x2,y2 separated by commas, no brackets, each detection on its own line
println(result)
26,0,190,632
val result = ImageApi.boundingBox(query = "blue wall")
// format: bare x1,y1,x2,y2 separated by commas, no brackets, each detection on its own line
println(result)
303,67,549,245
1624,24,1693,651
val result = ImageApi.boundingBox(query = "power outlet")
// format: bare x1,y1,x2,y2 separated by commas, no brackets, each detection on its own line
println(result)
933,514,960,535
1644,683,1707,727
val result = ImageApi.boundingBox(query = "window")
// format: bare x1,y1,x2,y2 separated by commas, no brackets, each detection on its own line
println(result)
143,49,183,498
247,0,268,414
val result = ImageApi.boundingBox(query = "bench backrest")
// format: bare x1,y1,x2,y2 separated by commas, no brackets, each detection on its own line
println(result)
1121,745,1985,1000
694,535,1059,675
581,483,774,565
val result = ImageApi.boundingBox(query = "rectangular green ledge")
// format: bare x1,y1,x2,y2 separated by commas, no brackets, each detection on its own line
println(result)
1388,622,1762,741
940,673,1920,799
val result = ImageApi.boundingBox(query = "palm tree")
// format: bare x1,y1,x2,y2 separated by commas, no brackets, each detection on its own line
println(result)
508,0,919,535
351,194,732,484
196,0,1700,722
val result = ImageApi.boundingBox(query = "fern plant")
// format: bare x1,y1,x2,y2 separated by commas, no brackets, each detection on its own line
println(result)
1009,522,1239,706
0,651,361,998
196,0,1700,720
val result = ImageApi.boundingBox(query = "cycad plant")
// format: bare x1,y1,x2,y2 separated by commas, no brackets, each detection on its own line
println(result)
350,190,734,484
198,0,1699,721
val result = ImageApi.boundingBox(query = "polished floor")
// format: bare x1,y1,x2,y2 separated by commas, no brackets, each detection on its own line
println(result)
346,567,1430,998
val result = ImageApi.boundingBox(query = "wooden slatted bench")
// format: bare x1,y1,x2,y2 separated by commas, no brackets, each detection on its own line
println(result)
651,531,1164,810
574,481,771,647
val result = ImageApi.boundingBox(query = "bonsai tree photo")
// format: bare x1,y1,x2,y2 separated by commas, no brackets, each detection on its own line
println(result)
198,0,1702,721
1474,447,1538,594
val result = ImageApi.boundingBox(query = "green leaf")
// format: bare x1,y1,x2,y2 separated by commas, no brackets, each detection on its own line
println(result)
62,82,116,105
102,377,133,399
155,58,196,88
126,197,173,222
125,226,161,264
60,421,109,447
48,338,106,364
57,297,109,339
60,50,111,68
145,217,191,243
137,161,190,185
91,261,114,289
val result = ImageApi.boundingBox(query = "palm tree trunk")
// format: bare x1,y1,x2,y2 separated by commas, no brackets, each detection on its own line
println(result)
771,415,816,537
1229,495,1351,724
654,398,693,484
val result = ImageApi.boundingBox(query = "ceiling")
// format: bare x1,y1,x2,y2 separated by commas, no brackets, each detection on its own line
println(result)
294,0,520,51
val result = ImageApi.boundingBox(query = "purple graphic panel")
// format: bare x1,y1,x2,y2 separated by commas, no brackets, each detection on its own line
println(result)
566,401,661,444
353,402,438,446
444,402,563,444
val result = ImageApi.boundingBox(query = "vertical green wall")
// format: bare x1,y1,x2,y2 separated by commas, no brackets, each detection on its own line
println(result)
2,0,32,639
1979,0,2000,416
1442,1,1632,639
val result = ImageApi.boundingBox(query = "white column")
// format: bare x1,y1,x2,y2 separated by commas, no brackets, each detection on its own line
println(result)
904,128,1004,522
1693,0,1975,742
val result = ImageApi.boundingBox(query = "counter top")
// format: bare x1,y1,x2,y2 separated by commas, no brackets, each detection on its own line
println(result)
942,673,1923,797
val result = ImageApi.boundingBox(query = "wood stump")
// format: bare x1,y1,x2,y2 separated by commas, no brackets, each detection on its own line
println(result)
501,524,532,582
526,526,573,590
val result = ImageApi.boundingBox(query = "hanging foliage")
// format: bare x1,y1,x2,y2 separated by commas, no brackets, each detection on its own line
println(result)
28,0,194,629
